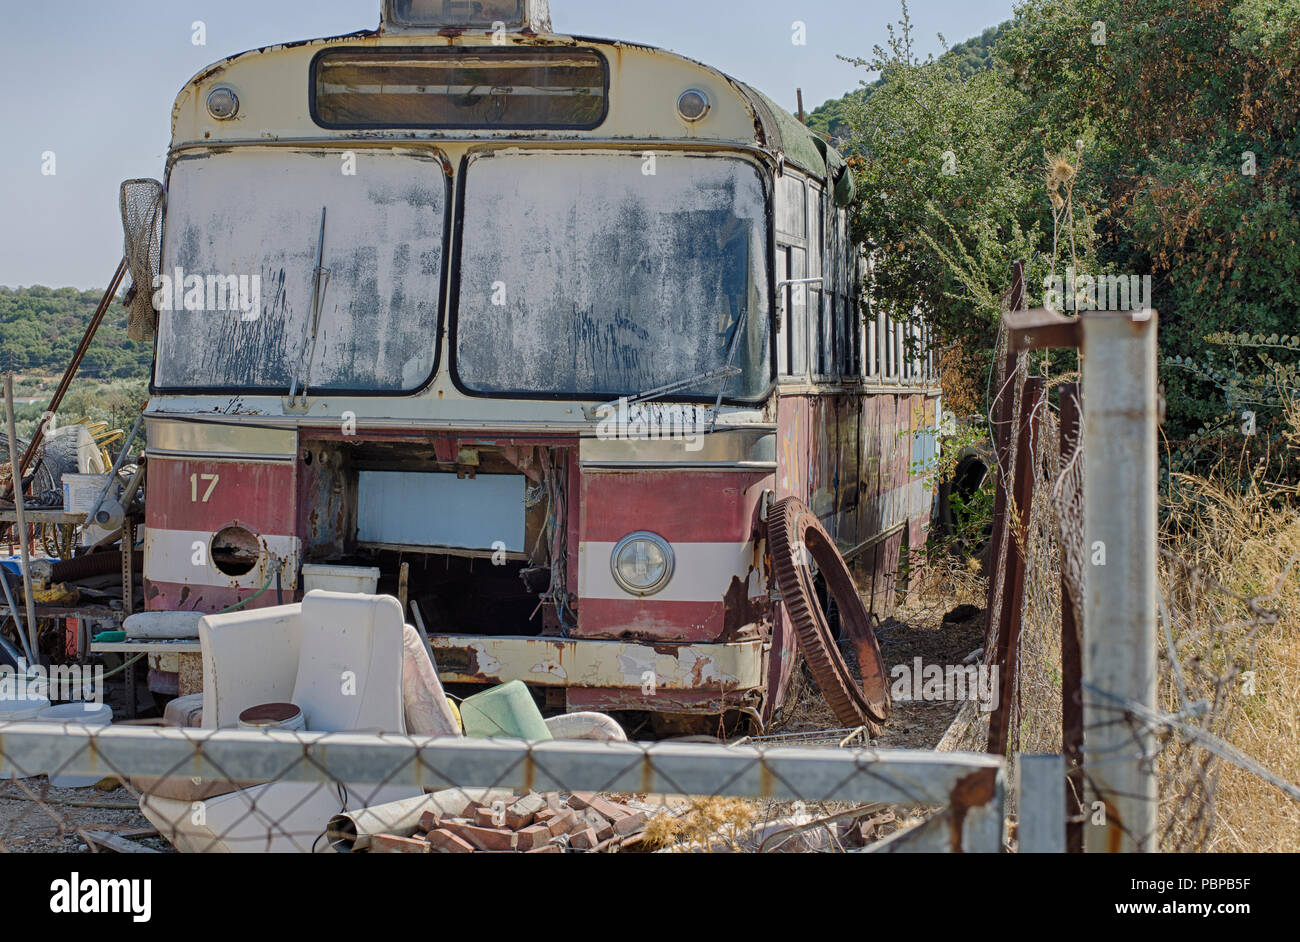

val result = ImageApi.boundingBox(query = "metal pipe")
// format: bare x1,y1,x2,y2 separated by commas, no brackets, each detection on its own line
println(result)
84,410,143,527
1081,310,1159,853
4,372,41,662
0,626,25,668
0,566,35,665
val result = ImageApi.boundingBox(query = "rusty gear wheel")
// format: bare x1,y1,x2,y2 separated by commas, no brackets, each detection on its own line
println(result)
768,496,891,729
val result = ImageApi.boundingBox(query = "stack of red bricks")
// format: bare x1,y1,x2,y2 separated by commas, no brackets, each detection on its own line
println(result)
369,791,649,854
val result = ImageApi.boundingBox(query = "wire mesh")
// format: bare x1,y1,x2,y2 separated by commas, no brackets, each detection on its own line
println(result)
0,724,1006,854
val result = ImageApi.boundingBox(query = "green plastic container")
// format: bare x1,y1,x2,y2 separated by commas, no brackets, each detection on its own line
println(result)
460,681,552,741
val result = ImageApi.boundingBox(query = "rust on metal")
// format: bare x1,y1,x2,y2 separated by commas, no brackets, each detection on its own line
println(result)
1004,307,1082,352
987,378,1046,756
984,263,1025,661
721,572,765,638
947,767,998,853
767,496,890,730
1058,382,1084,853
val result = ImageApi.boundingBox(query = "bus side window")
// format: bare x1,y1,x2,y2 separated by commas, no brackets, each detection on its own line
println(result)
904,320,915,384
866,300,879,380
777,173,809,380
886,316,898,381
841,213,855,379
777,177,807,240
788,246,808,376
895,319,906,383
810,185,833,381
776,247,790,376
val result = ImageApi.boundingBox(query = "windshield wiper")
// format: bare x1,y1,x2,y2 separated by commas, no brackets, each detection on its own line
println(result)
706,304,754,433
288,207,330,407
585,307,754,431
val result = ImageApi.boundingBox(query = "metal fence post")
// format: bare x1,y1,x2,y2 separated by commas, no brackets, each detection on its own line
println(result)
1058,383,1084,853
1081,310,1159,852
987,377,1045,757
1017,753,1065,853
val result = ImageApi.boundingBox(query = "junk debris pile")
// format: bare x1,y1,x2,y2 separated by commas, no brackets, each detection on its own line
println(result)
369,791,649,854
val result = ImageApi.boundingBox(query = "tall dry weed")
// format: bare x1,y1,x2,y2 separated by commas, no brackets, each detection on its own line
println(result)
1159,427,1300,851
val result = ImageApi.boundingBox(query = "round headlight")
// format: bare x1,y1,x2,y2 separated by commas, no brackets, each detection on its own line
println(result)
677,89,710,122
207,87,240,121
610,532,675,597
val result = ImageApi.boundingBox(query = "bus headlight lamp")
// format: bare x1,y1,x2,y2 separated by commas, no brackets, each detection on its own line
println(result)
677,89,710,122
610,531,675,597
207,87,241,120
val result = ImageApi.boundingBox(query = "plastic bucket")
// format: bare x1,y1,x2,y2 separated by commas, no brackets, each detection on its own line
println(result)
460,681,552,742
36,702,114,788
238,702,307,732
301,564,380,595
0,697,53,780
62,473,117,515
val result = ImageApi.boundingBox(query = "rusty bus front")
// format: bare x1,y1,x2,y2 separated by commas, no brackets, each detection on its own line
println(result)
139,2,939,732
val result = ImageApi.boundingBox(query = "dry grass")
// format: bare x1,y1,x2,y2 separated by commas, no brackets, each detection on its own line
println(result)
643,797,758,852
938,339,989,421
1160,468,1300,851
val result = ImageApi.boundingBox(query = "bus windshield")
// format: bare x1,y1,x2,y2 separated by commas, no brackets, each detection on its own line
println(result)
454,152,771,401
154,149,446,394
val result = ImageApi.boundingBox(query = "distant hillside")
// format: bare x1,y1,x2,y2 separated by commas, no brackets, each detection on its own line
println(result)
0,285,151,379
807,21,1010,143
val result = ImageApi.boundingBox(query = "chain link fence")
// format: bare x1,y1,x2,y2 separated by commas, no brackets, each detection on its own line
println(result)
0,724,1008,854
943,315,1300,852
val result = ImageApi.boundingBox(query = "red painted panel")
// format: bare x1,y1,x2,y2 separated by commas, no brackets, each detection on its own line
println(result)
574,598,728,641
147,459,297,535
839,393,860,547
144,579,287,615
579,471,766,544
577,469,770,643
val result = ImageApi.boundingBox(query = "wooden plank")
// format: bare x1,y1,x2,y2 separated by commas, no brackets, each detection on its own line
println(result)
0,509,88,525
91,641,202,654
84,830,161,854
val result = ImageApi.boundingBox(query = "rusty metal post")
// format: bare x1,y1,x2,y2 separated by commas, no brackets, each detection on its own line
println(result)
4,373,40,661
983,263,1026,652
1081,311,1159,853
121,519,135,618
1058,383,1084,852
987,377,1045,757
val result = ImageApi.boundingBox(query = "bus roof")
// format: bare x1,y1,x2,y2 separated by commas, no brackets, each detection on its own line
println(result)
172,27,855,203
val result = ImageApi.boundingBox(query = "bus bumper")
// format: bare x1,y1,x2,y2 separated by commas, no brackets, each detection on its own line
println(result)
428,634,765,699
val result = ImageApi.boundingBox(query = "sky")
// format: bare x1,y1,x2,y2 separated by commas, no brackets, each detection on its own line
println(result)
0,0,1016,289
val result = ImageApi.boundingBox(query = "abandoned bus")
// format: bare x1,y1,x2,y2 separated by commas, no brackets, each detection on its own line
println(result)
136,0,940,734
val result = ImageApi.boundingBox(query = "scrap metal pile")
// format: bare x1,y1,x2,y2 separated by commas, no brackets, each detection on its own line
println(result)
369,791,648,854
